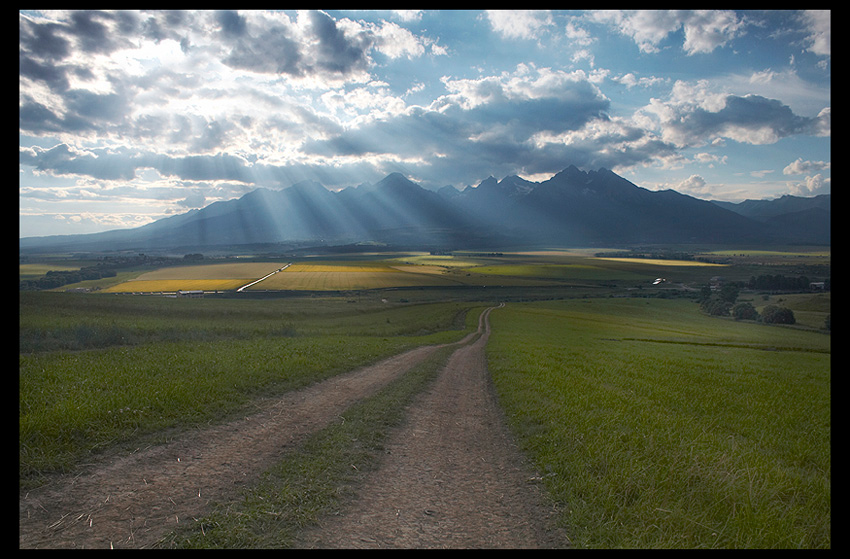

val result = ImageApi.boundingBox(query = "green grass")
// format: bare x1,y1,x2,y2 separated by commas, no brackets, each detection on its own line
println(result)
19,292,476,352
19,292,483,485
486,298,830,548
162,343,460,548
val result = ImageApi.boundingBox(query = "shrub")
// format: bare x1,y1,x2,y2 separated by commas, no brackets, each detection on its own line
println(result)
732,301,759,321
700,295,730,316
761,305,796,325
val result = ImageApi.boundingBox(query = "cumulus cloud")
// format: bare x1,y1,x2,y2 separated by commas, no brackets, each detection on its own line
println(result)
301,64,624,186
639,80,829,148
789,173,829,196
589,10,746,55
484,10,553,40
783,157,830,175
677,174,709,195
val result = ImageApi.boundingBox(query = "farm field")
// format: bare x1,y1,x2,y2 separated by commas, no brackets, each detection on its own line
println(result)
486,298,830,548
19,291,484,482
99,262,289,293
251,261,465,291
19,245,830,548
27,245,830,296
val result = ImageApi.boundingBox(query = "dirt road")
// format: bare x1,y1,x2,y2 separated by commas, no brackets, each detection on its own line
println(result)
20,305,566,549
295,304,566,548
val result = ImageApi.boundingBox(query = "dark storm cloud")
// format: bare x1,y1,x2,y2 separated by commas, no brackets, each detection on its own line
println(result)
308,10,373,75
66,11,140,55
139,10,192,43
216,10,373,77
19,18,71,60
20,11,141,95
221,26,303,76
217,10,247,37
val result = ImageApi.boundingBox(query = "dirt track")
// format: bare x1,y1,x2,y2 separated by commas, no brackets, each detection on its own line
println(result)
19,305,567,549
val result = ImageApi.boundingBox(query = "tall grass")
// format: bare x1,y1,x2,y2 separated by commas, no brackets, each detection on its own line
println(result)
487,299,830,548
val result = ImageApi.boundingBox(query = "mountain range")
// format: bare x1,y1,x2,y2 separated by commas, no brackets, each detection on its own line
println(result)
19,165,830,253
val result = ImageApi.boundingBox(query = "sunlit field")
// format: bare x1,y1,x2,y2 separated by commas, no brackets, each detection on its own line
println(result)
99,262,288,293
487,298,830,548
252,262,463,290
134,262,288,279
594,257,727,267
102,279,251,293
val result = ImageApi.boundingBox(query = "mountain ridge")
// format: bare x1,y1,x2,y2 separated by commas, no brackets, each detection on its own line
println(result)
19,166,830,252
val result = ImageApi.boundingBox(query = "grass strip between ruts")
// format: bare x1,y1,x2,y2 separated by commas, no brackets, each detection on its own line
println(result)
160,342,461,548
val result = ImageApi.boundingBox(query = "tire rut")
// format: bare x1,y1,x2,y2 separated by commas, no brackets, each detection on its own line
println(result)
20,306,565,549
294,305,567,549
19,329,476,549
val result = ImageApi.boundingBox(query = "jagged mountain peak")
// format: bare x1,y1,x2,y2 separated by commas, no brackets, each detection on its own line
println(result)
19,164,831,252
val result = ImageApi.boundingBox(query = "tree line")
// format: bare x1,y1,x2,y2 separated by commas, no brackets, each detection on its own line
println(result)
697,273,829,328
20,266,118,291
20,253,206,291
747,274,828,291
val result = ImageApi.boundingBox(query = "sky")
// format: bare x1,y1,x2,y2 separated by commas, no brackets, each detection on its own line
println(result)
19,9,830,238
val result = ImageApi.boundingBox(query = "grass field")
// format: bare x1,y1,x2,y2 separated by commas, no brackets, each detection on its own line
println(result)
101,278,251,293
486,298,830,548
19,292,484,483
19,245,830,548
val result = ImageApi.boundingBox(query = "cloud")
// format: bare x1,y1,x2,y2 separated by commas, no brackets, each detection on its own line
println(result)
306,10,373,75
789,173,829,196
19,9,831,232
782,158,830,176
20,144,138,181
677,174,709,195
301,65,621,186
639,80,829,148
484,10,553,40
800,10,830,56
589,10,746,55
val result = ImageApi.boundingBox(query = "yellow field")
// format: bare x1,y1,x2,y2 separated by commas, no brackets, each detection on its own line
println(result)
250,262,461,291
20,263,80,279
390,265,448,275
135,262,288,280
390,255,487,268
594,257,727,267
101,279,250,293
284,263,393,273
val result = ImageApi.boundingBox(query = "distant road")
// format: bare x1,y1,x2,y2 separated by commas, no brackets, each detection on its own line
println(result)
236,263,291,292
